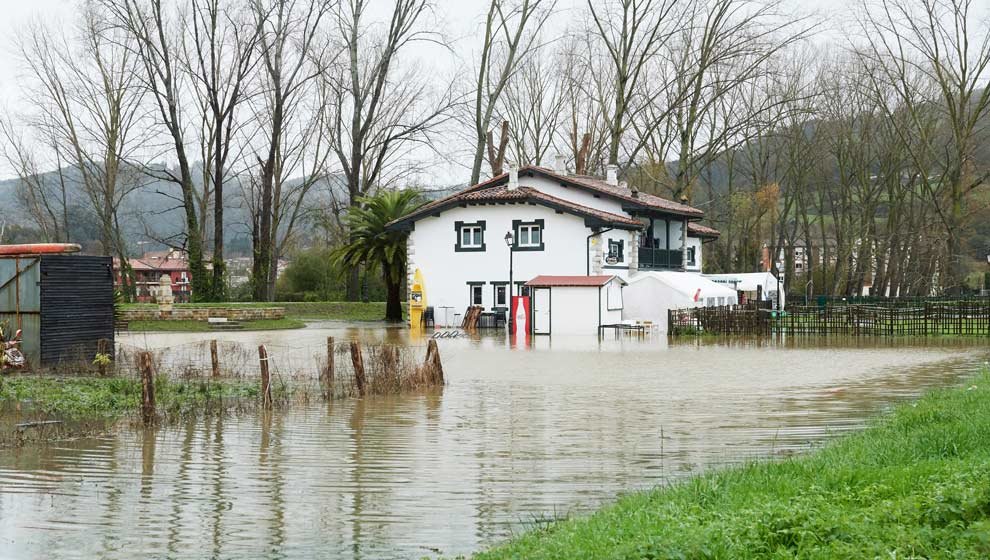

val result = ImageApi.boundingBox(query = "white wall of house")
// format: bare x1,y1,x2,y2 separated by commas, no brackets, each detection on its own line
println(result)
408,203,592,326
595,230,638,278
685,236,704,272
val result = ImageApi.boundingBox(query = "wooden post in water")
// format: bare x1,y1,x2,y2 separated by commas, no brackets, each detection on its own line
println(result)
258,345,273,409
210,340,220,378
424,338,444,386
139,351,156,425
350,341,366,396
323,337,335,398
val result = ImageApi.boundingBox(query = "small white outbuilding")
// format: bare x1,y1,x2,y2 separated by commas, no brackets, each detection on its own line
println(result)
525,275,626,335
622,271,737,332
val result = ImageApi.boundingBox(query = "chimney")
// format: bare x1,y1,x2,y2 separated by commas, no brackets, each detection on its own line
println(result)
554,153,567,175
606,164,618,186
508,164,519,190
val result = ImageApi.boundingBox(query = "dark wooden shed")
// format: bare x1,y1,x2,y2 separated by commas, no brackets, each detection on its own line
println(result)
0,255,115,367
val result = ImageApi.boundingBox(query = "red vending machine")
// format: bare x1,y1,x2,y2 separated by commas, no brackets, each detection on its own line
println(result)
510,295,531,347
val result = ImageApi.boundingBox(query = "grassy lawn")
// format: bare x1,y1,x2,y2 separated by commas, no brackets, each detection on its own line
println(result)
127,318,306,332
120,301,404,321
475,368,990,559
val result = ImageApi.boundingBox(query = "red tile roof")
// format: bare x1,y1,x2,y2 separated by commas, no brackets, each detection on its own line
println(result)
525,275,624,287
389,185,643,229
557,171,704,217
462,166,705,216
688,222,720,238
388,165,707,230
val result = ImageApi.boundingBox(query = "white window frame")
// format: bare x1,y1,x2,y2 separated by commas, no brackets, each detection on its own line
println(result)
517,224,541,248
461,226,484,248
495,284,507,306
470,285,483,306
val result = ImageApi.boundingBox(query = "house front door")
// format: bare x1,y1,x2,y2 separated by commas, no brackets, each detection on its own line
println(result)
533,288,551,335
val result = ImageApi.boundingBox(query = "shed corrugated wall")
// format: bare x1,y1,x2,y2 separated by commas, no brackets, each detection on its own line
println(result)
40,255,115,365
0,257,42,364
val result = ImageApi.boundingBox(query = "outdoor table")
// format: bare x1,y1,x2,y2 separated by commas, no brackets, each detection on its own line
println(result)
437,306,455,327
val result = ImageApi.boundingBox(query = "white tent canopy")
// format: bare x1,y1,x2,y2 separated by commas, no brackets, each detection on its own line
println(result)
623,271,737,331
703,272,783,307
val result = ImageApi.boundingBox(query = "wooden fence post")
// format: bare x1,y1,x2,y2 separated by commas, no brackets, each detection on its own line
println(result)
210,340,220,378
424,338,444,385
350,341,366,397
258,345,273,409
97,339,110,376
323,337,335,398
139,351,156,425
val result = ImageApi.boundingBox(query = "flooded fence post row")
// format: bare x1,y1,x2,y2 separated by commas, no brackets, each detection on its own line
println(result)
669,297,990,338
114,338,447,413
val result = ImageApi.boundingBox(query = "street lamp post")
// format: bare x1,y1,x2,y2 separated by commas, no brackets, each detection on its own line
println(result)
504,231,515,332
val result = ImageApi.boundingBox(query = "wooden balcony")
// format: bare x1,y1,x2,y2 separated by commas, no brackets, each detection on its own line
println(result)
638,247,683,270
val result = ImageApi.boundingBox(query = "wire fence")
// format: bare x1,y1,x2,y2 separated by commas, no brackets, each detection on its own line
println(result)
110,337,444,401
670,298,990,337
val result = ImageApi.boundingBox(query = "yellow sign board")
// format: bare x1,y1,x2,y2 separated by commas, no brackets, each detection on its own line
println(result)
409,268,427,328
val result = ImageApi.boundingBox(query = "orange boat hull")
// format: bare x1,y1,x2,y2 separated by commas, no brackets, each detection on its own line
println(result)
0,244,82,256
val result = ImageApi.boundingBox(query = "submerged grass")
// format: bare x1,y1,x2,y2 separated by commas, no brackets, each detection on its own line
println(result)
0,375,262,421
127,318,306,332
475,368,990,559
120,301,405,321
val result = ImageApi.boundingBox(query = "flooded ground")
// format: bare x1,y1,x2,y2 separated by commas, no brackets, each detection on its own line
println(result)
1,323,987,559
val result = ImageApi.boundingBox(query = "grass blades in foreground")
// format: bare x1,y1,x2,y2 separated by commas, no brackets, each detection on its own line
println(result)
475,369,990,559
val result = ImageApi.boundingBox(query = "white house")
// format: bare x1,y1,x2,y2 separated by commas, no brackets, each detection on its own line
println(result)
387,163,720,330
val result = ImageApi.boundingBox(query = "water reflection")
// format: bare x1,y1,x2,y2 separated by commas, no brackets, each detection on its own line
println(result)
1,328,987,559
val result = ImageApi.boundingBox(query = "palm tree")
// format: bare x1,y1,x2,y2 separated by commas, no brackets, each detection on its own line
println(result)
334,189,423,322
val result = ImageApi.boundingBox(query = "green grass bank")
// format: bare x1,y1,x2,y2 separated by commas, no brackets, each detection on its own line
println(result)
120,301,402,322
475,369,990,559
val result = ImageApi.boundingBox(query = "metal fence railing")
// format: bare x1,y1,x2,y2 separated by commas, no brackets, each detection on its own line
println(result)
669,297,990,337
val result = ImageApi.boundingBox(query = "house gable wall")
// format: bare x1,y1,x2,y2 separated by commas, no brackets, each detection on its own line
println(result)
517,174,627,216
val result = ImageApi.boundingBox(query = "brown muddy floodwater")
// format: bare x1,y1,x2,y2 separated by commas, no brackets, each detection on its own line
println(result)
1,323,987,559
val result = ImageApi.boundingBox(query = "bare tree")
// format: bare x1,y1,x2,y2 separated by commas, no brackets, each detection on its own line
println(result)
468,0,554,183
499,53,567,167
184,0,264,299
16,7,149,299
246,0,333,301
585,0,683,167
99,0,213,301
322,0,456,300
652,0,814,200
0,119,71,242
855,0,990,291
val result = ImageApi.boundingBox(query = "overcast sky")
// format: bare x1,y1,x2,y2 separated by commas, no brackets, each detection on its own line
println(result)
0,0,853,181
